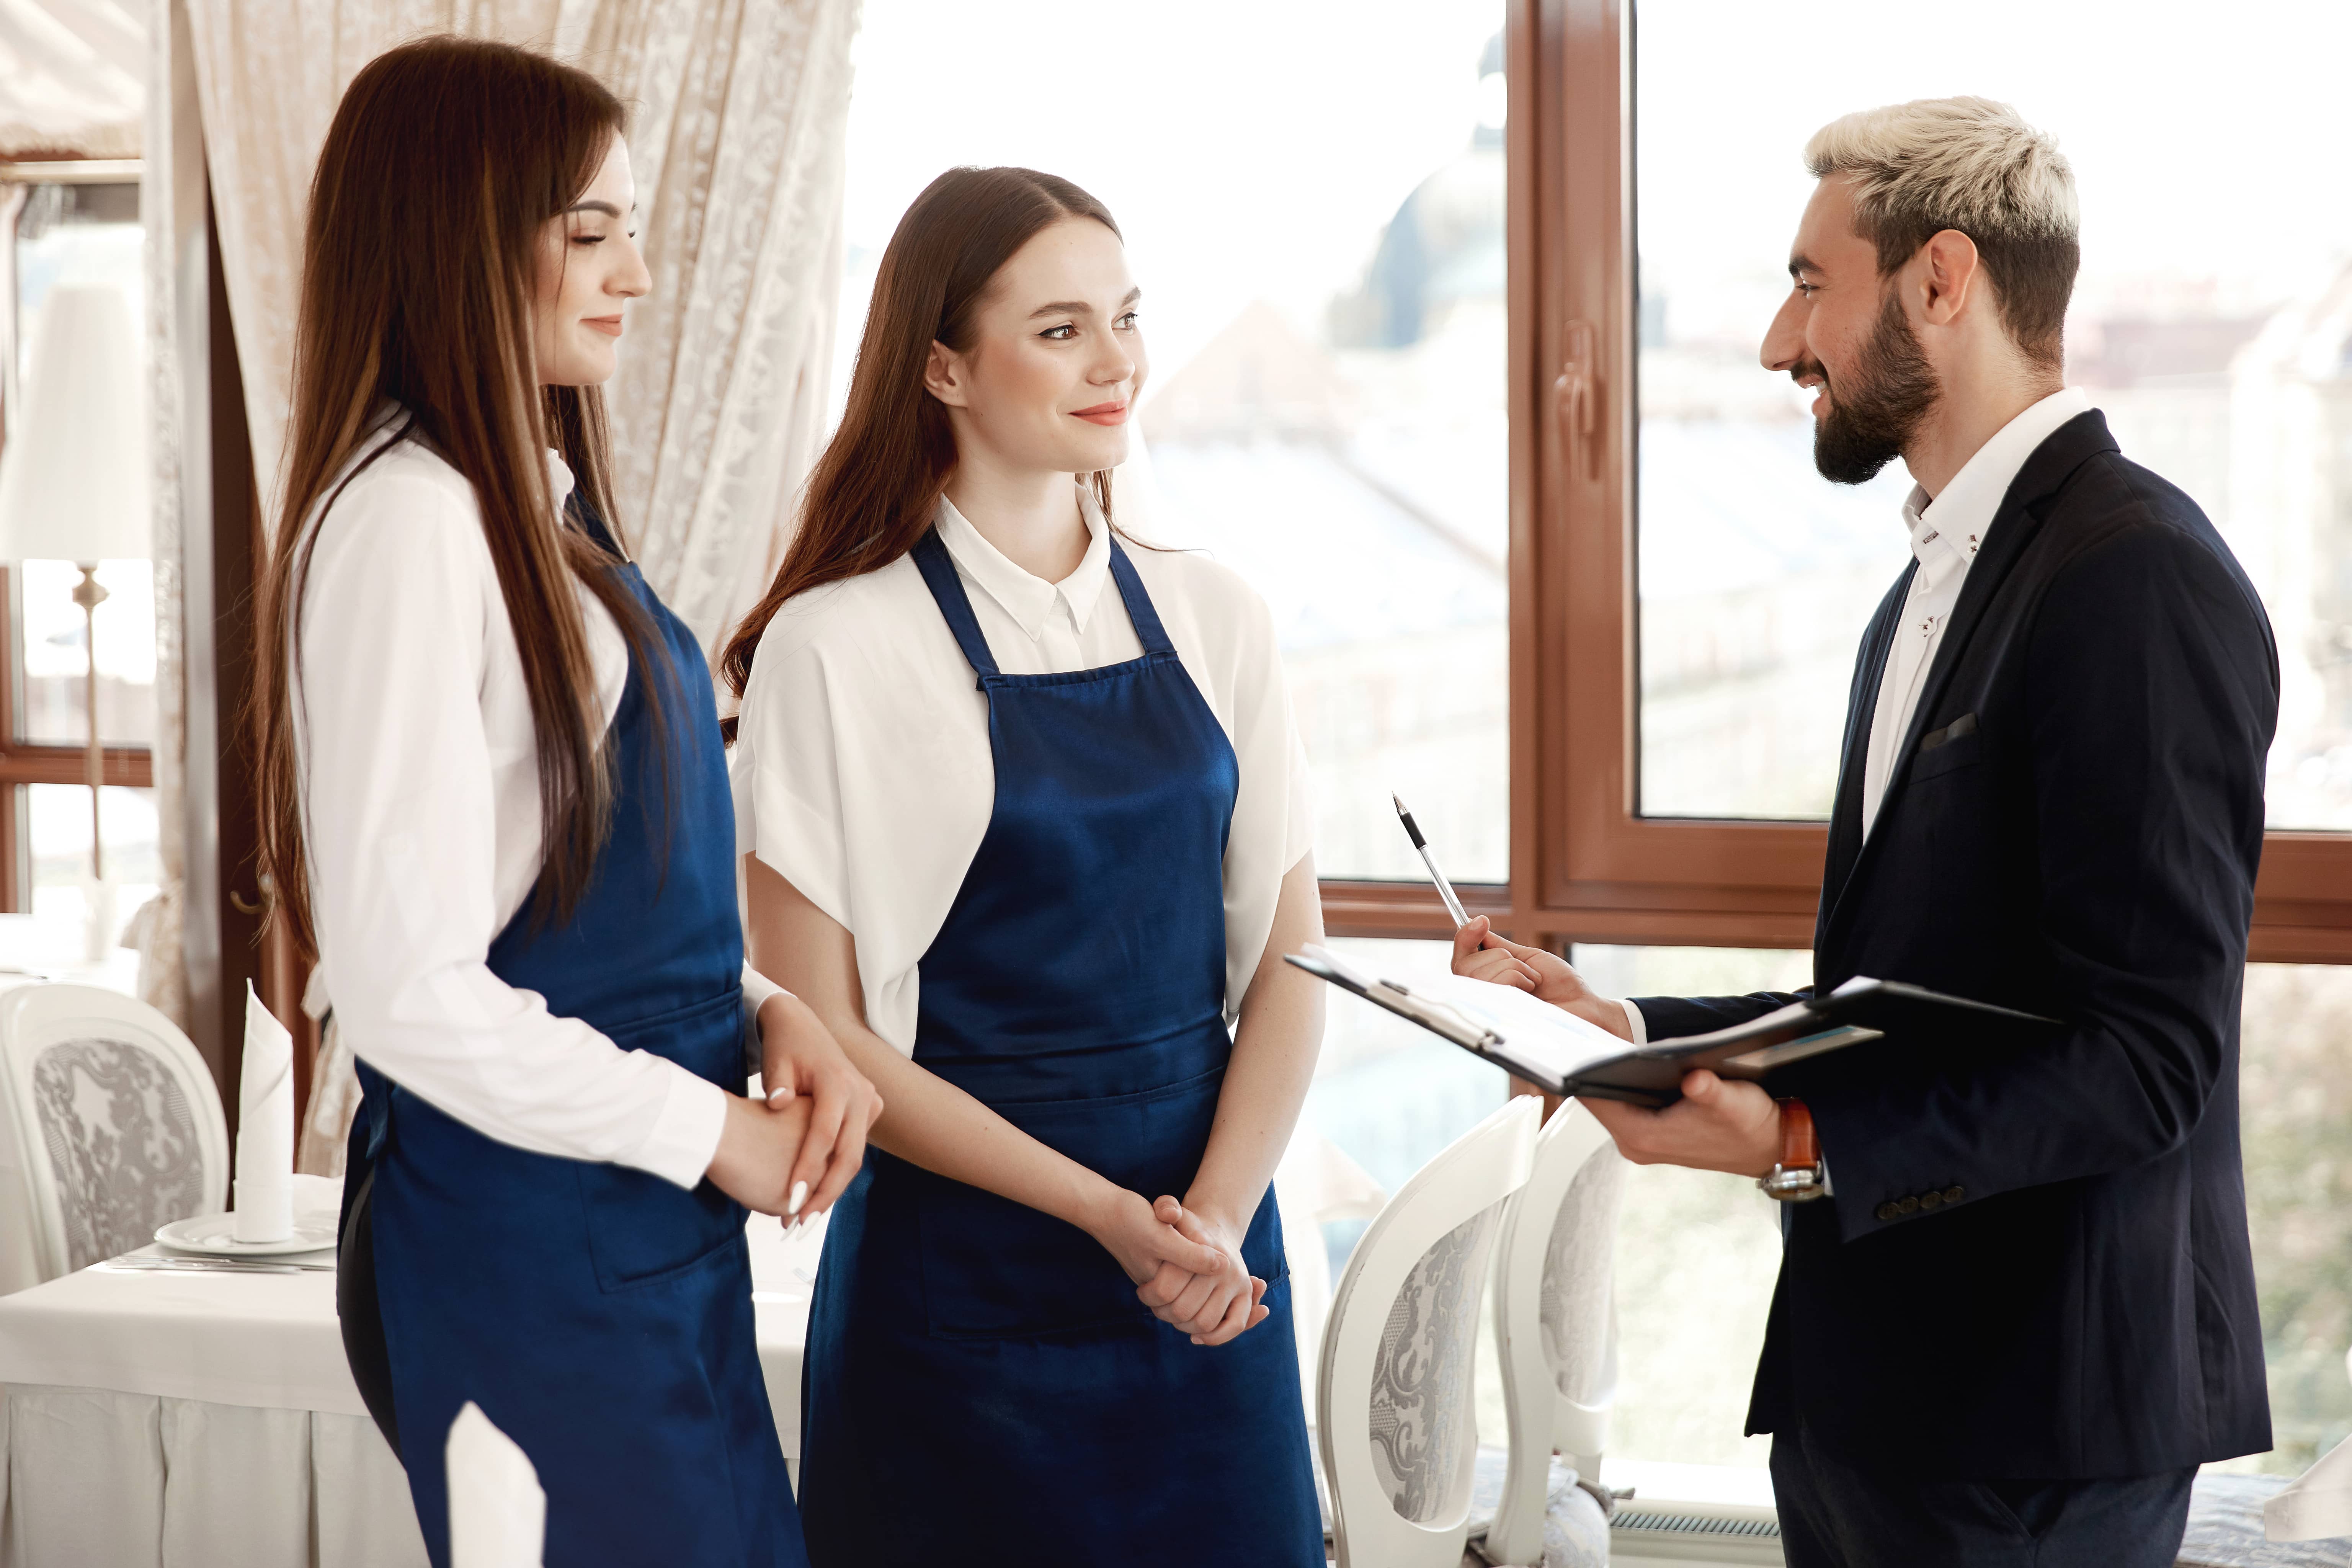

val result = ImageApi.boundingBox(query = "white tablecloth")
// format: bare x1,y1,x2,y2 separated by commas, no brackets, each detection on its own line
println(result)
0,1213,824,1568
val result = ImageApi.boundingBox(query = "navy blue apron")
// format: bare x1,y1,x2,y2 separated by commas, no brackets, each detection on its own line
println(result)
796,529,1322,1565
338,509,805,1568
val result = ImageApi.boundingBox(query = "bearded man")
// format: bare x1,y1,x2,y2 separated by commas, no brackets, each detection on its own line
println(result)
1457,98,2278,1566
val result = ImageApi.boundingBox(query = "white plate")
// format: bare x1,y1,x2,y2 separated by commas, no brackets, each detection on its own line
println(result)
155,1215,340,1258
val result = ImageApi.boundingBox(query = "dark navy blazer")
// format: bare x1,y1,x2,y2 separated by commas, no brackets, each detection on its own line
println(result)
1633,410,2279,1480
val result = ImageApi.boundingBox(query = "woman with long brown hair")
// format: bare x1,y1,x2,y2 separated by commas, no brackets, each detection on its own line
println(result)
724,166,1325,1563
252,37,874,1565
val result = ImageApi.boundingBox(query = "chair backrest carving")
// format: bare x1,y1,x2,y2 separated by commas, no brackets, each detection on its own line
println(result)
1319,1094,1538,1568
1484,1101,1626,1568
0,985,227,1284
33,1037,211,1272
1368,1205,1501,1523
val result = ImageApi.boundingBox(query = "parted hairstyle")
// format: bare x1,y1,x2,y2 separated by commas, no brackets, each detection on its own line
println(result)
716,166,1122,741
1806,96,2079,370
254,35,672,958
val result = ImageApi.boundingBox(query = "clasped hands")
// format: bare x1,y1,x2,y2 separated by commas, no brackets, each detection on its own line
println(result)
1452,916,1784,1179
708,992,884,1223
1090,1187,1270,1348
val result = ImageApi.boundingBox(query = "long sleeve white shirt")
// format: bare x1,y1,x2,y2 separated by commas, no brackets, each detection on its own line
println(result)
730,488,1315,1052
295,419,777,1190
1618,386,2096,1044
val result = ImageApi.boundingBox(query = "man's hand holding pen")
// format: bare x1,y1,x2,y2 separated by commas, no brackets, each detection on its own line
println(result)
1450,916,1632,1040
1450,916,1784,1179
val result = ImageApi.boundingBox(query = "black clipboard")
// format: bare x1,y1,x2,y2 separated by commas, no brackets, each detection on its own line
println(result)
1287,948,2061,1107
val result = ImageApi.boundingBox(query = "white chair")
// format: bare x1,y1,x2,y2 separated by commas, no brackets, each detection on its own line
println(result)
1277,1127,1390,1425
1479,1100,1626,1566
0,982,227,1283
1320,1095,1540,1568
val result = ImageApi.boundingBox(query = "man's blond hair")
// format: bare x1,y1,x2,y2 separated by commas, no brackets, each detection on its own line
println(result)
1806,97,2078,369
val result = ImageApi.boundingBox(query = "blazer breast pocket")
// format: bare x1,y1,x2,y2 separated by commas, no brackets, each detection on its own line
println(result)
1911,713,1981,783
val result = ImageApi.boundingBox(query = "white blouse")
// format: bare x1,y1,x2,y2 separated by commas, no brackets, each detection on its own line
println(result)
296,418,779,1191
730,489,1315,1054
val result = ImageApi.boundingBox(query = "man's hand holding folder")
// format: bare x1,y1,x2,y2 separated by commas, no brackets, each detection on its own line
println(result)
1452,916,1785,1178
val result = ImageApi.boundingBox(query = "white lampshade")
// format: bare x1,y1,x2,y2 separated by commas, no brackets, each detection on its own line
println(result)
0,282,150,563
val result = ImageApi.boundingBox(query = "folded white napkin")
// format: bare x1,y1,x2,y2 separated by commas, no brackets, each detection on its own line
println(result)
232,982,294,1243
2266,1428,2352,1541
447,1402,545,1568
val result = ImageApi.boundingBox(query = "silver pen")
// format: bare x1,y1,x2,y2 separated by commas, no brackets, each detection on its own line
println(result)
1392,794,1470,929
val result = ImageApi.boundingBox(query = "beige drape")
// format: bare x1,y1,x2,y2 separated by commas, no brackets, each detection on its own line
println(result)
181,0,858,651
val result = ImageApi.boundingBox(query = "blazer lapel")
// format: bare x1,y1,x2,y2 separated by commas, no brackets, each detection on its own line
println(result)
1820,565,1911,917
1818,410,2123,950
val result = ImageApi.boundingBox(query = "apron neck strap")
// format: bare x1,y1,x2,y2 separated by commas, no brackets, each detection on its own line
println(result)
911,528,1001,678
1104,539,1175,657
909,526,1179,681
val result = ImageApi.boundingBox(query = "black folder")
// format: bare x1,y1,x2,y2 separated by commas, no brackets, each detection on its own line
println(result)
1286,947,2061,1107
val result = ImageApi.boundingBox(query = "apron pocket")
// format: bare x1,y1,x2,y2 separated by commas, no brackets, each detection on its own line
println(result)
915,1065,1284,1339
577,990,748,1293
577,1163,744,1292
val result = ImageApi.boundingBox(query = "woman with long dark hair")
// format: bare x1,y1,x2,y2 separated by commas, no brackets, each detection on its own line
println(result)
252,37,875,1565
723,166,1325,1563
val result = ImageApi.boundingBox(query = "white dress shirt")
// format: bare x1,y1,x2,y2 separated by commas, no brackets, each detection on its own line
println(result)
1616,385,2096,1045
296,417,779,1191
730,487,1315,1054
1860,386,2094,836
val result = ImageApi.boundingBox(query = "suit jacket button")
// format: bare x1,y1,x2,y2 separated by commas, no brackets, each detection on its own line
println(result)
1944,1186,1965,1204
1876,1202,1900,1222
1919,1191,1942,1210
1898,1196,1920,1214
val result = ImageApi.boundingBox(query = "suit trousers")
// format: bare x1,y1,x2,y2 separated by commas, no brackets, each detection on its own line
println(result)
1771,1422,2195,1568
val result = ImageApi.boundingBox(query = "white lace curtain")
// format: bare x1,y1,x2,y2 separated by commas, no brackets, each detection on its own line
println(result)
182,0,857,648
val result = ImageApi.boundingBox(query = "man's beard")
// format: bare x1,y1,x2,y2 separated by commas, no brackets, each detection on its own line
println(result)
1806,287,1939,485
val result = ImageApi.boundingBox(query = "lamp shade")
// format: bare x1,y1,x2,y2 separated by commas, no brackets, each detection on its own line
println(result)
0,282,150,562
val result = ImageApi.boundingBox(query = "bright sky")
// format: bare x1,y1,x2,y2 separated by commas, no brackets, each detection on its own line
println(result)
840,0,1501,383
1639,0,2352,344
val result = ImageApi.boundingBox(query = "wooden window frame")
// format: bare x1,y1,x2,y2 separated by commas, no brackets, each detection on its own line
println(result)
0,565,156,913
1323,0,2352,963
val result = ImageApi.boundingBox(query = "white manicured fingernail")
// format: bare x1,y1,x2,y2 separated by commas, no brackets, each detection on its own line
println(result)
787,1181,808,1216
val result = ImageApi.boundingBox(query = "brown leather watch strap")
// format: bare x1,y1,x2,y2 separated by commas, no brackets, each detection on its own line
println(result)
1757,1098,1827,1202
1780,1098,1819,1169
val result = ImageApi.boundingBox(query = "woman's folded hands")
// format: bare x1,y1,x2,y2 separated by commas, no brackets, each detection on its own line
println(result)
1092,1191,1271,1348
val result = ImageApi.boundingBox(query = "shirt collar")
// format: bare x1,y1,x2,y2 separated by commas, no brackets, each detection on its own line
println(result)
933,485,1112,641
1901,386,2094,571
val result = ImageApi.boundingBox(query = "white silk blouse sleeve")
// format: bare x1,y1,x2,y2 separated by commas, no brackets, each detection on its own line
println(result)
296,448,727,1190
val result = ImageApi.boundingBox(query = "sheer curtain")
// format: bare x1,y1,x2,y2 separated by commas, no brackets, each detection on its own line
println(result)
181,0,858,649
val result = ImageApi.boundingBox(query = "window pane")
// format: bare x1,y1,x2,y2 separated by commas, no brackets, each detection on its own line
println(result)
11,181,154,753
15,560,157,748
1634,1,2352,828
24,782,159,985
13,181,143,377
1572,944,1805,1467
2239,962,2352,1474
836,0,1510,879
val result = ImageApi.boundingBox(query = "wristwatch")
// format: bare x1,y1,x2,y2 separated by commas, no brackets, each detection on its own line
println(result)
1757,1098,1828,1202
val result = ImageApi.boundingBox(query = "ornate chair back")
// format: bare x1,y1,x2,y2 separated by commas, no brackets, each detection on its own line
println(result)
0,983,227,1282
1480,1100,1625,1565
1318,1094,1539,1568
